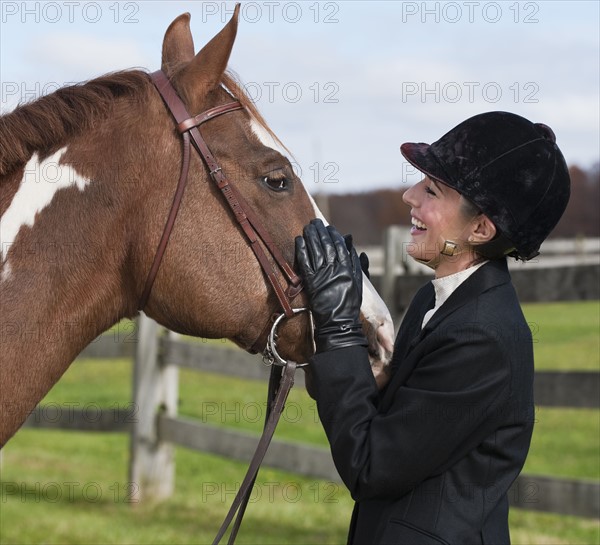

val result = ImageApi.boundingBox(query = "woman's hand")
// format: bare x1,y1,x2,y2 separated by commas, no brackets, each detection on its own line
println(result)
295,219,367,353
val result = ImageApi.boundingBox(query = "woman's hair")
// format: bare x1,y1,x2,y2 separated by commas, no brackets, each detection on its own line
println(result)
459,196,482,223
459,196,517,260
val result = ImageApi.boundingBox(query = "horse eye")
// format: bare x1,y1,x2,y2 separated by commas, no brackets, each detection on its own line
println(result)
263,176,289,192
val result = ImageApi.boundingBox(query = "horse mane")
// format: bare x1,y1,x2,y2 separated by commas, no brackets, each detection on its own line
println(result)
0,68,286,178
0,70,152,177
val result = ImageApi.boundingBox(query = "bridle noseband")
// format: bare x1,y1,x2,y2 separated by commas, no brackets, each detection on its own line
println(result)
138,70,304,354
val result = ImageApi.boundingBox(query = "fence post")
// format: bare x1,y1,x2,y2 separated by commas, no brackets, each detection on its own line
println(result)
382,227,407,314
382,226,423,318
129,314,178,502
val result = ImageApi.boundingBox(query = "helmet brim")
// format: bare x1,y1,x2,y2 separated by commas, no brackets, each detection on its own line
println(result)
400,142,456,189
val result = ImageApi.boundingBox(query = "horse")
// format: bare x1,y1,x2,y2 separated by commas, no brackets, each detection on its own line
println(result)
0,6,394,448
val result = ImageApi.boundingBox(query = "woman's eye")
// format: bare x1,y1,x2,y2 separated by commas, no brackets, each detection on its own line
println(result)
263,176,289,192
425,185,437,196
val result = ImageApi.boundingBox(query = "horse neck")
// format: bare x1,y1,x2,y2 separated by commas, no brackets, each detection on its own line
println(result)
0,117,145,445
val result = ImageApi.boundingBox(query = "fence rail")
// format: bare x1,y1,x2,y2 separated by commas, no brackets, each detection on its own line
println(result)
377,230,600,318
24,315,600,519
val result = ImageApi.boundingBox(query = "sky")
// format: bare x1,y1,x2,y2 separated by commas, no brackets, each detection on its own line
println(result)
1,0,598,194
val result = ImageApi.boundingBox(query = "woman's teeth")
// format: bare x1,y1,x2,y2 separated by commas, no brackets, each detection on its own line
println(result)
412,217,427,230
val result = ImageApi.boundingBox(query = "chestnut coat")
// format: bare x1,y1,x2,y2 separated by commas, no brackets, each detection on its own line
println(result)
311,259,534,544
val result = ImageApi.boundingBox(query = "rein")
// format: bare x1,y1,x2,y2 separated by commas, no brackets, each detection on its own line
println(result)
142,70,308,543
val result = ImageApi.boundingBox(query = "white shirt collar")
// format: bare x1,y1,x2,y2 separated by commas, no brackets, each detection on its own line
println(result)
421,260,488,329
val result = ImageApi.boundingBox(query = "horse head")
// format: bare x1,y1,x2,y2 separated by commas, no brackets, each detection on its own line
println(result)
133,8,394,378
133,10,316,358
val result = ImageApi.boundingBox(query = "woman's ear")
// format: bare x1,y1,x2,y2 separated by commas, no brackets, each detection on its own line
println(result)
469,214,497,244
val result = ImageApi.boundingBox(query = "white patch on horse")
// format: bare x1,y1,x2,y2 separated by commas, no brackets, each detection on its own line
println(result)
0,147,92,280
249,118,287,155
251,115,395,361
307,190,395,358
306,193,329,225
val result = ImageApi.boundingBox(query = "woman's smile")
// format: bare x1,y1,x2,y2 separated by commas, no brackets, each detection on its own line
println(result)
410,215,428,235
402,176,486,276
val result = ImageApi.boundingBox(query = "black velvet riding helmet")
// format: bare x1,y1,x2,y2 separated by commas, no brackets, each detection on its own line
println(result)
400,111,571,261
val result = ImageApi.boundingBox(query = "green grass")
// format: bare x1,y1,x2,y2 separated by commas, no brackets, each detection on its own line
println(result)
1,301,598,544
522,300,600,371
509,509,600,544
1,431,353,545
2,430,599,545
524,407,600,480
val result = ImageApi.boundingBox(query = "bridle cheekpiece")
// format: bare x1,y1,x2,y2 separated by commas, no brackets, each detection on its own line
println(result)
139,70,306,356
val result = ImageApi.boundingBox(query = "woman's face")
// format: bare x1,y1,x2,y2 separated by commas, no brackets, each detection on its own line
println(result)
402,177,480,276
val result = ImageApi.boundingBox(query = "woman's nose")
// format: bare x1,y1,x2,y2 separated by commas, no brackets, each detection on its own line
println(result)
403,181,419,207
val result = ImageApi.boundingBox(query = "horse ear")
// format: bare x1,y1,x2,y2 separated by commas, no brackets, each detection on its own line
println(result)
162,13,195,77
176,4,240,102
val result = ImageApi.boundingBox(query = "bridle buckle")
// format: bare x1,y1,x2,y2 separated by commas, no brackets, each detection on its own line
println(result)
262,308,310,368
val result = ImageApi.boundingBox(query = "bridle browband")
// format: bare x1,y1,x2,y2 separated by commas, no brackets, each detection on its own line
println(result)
138,70,304,353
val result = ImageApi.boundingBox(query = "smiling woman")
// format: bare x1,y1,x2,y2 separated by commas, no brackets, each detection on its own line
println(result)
402,176,498,276
294,111,571,544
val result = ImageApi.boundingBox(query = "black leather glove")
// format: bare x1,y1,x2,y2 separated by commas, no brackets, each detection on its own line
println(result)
344,234,370,280
359,252,370,280
295,219,367,353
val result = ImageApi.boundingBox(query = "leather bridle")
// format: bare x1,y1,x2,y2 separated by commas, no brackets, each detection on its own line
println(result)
139,70,308,544
138,70,304,354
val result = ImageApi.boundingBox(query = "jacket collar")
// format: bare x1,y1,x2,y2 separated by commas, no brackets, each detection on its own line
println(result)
418,258,511,336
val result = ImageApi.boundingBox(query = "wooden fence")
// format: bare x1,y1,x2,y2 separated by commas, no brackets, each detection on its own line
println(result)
22,230,600,519
24,312,600,519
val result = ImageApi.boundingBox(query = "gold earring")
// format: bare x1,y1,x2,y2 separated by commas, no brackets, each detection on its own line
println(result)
441,241,458,256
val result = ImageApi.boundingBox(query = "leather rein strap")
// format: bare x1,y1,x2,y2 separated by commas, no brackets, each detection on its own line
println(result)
138,70,302,320
213,360,297,545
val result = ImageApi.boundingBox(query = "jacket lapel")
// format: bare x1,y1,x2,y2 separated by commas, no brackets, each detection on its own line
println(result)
419,259,510,336
392,281,435,364
380,259,512,409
